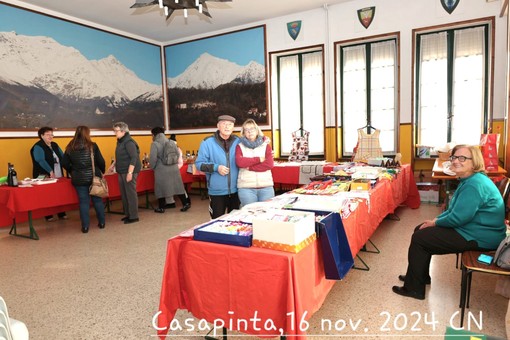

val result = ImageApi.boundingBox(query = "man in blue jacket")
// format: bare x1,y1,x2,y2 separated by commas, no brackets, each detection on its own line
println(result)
195,115,240,219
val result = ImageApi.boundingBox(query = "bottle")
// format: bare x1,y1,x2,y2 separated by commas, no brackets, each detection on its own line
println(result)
110,157,116,173
7,163,18,187
143,153,149,169
7,163,13,186
11,165,18,187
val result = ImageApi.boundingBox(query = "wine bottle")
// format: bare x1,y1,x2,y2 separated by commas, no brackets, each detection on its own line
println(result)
7,163,13,186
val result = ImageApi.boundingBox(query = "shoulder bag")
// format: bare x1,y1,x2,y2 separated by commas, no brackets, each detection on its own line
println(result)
89,147,109,198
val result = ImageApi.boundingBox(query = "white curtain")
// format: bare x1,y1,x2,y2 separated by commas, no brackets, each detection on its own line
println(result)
370,40,397,153
302,52,324,155
279,55,300,157
279,52,324,157
418,32,448,147
452,27,485,145
342,45,367,155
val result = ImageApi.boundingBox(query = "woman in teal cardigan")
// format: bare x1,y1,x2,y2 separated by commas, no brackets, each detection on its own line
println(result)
393,144,507,300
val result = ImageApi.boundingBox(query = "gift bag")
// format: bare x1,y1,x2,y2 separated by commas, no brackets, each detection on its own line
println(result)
480,133,500,171
317,212,354,280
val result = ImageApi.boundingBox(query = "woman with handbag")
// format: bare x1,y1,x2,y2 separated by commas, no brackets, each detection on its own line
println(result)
62,126,106,233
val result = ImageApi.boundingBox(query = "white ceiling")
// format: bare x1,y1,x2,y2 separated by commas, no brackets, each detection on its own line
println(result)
6,0,353,44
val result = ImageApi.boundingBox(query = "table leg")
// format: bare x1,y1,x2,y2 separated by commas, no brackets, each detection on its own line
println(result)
9,211,39,240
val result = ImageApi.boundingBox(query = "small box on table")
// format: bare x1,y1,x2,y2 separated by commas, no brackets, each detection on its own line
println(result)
193,220,253,247
252,210,315,253
416,182,439,203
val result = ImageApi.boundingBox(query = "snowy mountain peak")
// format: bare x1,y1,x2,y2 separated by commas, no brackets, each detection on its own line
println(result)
0,31,161,103
168,52,265,89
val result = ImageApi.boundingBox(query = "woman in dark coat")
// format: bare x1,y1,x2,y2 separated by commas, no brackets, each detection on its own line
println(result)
149,127,190,213
62,126,106,233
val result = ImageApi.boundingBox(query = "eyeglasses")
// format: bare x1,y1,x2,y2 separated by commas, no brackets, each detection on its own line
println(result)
113,129,122,133
450,155,472,162
244,128,256,133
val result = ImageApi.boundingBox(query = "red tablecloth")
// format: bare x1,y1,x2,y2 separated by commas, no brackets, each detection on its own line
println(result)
157,236,334,339
157,164,420,338
0,167,203,228
343,164,420,257
0,178,79,228
104,169,155,199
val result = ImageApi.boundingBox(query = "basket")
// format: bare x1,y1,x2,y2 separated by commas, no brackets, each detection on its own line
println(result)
438,151,451,161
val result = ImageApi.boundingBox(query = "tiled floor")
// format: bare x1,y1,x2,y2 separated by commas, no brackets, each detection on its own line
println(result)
0,197,507,339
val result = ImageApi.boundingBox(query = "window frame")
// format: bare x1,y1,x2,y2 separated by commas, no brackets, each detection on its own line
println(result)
335,33,400,159
270,45,326,159
412,18,494,157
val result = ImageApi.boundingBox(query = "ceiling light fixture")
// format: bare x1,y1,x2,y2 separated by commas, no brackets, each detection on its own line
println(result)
130,0,232,20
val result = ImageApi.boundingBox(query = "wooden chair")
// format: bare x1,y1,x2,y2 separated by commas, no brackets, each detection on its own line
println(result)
458,250,510,328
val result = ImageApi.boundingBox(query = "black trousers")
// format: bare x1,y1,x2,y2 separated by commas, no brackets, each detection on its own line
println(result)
403,224,482,295
209,193,240,219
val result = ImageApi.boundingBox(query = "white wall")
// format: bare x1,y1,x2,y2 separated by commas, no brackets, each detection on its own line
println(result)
261,0,506,128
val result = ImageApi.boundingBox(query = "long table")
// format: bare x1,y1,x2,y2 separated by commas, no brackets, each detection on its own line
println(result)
0,167,195,239
0,178,79,239
157,164,420,338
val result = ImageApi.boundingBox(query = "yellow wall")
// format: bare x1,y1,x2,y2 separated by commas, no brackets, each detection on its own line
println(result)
1,122,504,179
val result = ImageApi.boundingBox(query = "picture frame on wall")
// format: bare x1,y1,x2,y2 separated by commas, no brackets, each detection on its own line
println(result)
165,25,268,132
0,3,164,134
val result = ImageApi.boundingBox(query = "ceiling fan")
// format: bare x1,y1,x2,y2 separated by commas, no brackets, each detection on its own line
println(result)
130,0,232,19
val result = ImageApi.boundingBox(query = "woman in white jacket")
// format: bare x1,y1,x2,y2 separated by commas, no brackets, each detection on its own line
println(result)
235,119,275,207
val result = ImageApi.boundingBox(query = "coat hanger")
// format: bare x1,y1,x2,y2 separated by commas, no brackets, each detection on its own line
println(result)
293,127,309,137
358,122,377,133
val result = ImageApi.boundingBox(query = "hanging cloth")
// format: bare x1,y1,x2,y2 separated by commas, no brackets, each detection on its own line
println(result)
288,129,310,162
352,128,383,162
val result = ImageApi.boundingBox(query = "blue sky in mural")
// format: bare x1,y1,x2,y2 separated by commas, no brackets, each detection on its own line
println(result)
165,27,265,78
0,4,162,85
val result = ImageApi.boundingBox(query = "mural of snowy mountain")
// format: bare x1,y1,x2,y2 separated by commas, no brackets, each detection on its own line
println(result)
0,30,164,129
167,52,265,89
0,31,161,105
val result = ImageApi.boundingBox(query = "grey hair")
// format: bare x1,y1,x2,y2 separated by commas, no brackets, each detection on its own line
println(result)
113,122,129,133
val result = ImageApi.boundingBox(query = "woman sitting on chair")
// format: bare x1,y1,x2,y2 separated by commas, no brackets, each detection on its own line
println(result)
393,144,507,300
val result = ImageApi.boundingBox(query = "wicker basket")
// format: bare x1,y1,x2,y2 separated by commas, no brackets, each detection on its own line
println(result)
438,151,451,161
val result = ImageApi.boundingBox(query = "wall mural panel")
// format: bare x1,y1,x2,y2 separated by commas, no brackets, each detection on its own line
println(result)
0,3,164,133
165,25,268,131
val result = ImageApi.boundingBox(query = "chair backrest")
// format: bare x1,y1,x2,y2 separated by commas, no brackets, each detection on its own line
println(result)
0,312,11,340
0,298,7,324
495,176,510,219
0,297,28,340
0,323,10,340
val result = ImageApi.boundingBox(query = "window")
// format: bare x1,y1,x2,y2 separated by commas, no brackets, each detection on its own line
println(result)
274,48,325,157
337,37,398,157
415,24,489,150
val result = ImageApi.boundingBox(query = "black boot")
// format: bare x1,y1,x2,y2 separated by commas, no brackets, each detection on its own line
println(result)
179,194,191,212
155,198,166,213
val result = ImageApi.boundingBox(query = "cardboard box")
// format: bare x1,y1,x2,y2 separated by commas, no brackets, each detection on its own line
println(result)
416,182,439,203
350,179,371,191
252,233,316,253
252,210,315,247
193,220,253,247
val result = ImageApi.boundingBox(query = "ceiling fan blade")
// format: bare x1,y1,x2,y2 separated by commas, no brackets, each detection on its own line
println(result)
165,8,176,19
200,2,212,18
130,0,158,8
